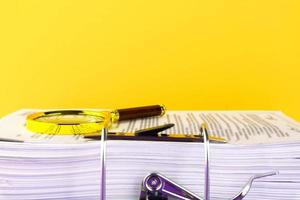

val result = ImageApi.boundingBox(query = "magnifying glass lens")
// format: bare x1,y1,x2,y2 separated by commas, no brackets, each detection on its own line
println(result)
35,115,105,124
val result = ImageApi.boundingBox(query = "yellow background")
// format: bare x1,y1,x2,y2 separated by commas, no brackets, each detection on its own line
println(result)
1,1,300,120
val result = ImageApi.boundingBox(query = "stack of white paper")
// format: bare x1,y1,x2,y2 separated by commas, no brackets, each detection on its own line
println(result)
0,110,300,200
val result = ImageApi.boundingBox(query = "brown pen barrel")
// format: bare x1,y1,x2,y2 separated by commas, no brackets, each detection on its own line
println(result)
116,105,166,121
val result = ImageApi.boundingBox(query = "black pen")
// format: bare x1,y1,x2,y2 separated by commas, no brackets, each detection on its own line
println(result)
84,124,227,143
0,138,24,143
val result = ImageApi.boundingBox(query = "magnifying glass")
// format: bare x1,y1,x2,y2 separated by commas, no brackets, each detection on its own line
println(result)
26,105,166,135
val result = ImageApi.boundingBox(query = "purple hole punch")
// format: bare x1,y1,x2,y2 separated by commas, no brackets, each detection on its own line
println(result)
139,172,202,200
139,123,278,200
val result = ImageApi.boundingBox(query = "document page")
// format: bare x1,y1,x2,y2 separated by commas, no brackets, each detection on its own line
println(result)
110,111,300,144
1,110,300,144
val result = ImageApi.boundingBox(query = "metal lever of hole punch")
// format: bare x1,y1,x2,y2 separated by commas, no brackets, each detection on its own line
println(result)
231,171,278,200
138,171,278,200
139,123,278,200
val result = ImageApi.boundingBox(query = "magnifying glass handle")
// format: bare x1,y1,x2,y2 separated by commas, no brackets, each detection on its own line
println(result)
115,105,166,121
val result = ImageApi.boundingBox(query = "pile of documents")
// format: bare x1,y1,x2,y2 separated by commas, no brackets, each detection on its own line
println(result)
0,110,300,199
